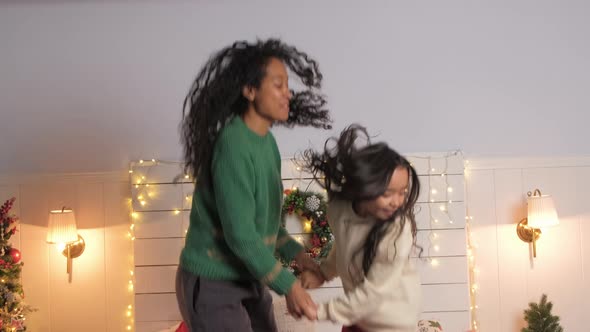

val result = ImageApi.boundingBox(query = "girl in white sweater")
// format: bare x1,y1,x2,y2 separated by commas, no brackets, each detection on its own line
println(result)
300,125,422,332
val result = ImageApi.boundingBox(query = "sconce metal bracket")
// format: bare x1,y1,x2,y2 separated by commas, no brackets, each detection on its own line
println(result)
61,234,85,259
516,218,541,243
517,218,542,257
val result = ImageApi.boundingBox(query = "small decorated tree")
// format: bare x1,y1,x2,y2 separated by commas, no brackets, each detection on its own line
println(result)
0,198,36,331
522,294,563,332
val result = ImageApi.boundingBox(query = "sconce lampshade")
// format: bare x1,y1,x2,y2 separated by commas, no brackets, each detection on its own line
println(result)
527,193,559,228
47,209,78,244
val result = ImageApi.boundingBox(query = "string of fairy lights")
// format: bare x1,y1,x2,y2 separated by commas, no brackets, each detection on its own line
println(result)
127,159,192,331
408,151,479,331
464,160,479,331
408,151,461,261
125,154,479,331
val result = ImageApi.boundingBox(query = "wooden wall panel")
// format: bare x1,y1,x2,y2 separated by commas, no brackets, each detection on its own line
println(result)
131,155,468,331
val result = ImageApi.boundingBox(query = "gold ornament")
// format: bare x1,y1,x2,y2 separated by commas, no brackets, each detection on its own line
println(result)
321,237,328,244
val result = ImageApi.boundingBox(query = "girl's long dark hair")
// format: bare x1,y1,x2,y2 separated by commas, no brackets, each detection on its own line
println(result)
304,124,421,277
181,39,332,184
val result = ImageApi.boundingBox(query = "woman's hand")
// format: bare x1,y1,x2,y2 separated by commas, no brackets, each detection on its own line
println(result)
285,280,318,320
300,270,326,289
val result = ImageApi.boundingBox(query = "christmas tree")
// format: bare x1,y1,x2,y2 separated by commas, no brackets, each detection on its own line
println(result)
0,198,35,331
522,294,564,332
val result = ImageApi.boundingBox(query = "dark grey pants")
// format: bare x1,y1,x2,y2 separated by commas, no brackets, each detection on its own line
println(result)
176,266,278,332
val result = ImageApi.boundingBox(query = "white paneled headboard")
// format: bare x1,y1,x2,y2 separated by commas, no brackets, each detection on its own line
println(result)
129,153,469,332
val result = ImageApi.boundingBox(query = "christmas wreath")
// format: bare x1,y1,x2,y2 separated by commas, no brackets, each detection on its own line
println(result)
280,189,333,271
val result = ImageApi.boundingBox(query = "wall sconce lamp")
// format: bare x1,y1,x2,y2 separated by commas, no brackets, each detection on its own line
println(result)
516,189,559,258
46,207,86,282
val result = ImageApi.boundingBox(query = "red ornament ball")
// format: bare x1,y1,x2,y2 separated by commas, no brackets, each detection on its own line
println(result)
9,248,21,264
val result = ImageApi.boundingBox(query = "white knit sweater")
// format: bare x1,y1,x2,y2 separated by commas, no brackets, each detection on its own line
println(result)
316,199,422,332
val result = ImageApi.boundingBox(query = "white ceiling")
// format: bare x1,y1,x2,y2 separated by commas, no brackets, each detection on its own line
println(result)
1,1,589,175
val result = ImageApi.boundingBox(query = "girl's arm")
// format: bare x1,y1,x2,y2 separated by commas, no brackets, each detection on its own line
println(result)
319,198,343,280
317,223,413,325
319,243,339,281
300,244,337,289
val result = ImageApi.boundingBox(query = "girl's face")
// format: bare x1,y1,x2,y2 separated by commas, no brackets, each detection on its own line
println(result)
248,57,293,122
359,166,409,221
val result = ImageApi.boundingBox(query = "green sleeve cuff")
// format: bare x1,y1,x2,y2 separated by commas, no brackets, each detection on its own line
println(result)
276,229,304,261
268,267,297,295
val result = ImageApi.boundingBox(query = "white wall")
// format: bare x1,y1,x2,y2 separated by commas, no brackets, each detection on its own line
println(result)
2,1,590,175
0,173,132,332
466,157,590,332
7,156,590,331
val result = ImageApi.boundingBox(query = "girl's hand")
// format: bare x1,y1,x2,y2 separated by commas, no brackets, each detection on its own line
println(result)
294,250,320,273
300,270,325,289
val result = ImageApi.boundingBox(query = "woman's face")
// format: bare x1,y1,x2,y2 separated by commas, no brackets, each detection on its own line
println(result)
250,57,292,122
359,166,409,221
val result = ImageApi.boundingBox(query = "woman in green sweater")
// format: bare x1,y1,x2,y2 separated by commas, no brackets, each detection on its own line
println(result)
177,39,332,331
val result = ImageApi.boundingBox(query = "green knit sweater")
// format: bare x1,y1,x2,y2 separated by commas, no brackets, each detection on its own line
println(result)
180,116,303,295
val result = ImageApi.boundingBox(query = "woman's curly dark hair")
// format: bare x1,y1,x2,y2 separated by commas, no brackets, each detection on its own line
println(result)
181,39,332,183
303,125,421,277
